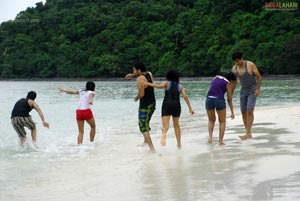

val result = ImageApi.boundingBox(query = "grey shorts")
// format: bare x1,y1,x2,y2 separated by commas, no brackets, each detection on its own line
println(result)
240,89,257,112
11,116,36,138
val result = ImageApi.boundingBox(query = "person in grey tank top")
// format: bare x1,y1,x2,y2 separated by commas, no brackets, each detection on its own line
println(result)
231,52,262,140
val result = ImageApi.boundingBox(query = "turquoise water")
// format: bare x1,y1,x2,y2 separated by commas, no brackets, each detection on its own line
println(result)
0,78,299,201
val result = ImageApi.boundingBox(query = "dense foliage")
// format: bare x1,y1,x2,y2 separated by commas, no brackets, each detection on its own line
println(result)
0,0,299,78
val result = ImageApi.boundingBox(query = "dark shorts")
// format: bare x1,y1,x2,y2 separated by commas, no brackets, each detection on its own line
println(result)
76,109,94,121
162,102,181,117
205,97,226,111
240,89,257,112
138,103,155,133
11,116,36,138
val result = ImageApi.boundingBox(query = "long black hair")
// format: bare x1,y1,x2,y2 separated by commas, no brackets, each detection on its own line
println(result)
166,70,179,83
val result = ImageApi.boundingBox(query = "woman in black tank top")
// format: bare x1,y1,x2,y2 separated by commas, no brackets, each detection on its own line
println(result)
146,70,194,148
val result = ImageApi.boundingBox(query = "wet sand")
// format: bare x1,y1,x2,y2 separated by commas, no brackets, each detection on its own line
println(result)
1,105,300,201
181,104,300,200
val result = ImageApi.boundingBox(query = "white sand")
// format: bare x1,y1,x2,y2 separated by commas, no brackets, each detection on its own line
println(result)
203,104,300,200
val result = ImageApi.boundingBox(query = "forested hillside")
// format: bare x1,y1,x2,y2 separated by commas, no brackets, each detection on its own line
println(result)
0,0,299,78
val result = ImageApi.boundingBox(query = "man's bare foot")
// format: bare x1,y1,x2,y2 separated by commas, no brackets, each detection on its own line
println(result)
239,134,252,140
177,144,182,149
208,137,212,144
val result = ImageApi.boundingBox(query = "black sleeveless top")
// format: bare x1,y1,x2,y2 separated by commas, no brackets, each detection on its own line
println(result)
163,81,180,105
161,81,181,117
11,98,33,118
139,72,156,108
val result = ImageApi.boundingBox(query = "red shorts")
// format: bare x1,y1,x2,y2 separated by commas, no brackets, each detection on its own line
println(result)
76,109,94,121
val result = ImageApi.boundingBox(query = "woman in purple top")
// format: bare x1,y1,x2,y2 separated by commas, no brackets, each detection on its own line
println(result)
205,72,236,145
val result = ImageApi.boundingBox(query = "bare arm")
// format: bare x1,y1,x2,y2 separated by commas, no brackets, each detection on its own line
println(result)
147,81,168,89
125,73,135,79
59,88,79,95
89,93,94,105
251,63,262,97
226,84,235,119
29,100,49,128
231,67,238,94
180,86,195,115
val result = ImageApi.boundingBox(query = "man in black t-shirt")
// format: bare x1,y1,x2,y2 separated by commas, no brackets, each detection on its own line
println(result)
11,91,49,145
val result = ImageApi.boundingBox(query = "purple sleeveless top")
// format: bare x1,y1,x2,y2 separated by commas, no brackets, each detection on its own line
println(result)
207,76,230,99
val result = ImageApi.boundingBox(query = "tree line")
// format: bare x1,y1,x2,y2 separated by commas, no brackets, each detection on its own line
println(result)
0,0,299,78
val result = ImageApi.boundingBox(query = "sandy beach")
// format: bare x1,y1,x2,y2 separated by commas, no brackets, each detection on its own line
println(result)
0,79,300,201
225,104,300,141
189,104,300,201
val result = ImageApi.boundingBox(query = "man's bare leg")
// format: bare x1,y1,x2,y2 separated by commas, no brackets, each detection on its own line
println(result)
31,128,37,146
143,132,155,152
239,110,254,140
20,137,26,146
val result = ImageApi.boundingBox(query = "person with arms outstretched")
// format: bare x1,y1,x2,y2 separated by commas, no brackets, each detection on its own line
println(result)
11,91,49,146
59,81,96,144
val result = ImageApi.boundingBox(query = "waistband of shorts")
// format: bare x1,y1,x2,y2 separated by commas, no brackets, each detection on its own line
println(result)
11,116,31,119
76,109,92,112
139,102,156,109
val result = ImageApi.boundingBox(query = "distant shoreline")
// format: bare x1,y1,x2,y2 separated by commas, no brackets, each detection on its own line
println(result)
0,74,299,82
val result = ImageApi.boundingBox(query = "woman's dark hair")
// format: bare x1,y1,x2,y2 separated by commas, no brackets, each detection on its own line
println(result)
232,52,243,60
225,72,237,82
133,62,146,72
86,81,95,91
166,70,179,83
26,91,37,100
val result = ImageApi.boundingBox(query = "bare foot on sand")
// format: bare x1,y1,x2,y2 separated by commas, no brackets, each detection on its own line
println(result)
219,141,225,146
161,138,166,146
239,134,252,140
208,137,212,144
150,147,156,153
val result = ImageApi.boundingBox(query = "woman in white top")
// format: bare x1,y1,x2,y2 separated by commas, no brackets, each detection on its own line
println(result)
59,81,96,144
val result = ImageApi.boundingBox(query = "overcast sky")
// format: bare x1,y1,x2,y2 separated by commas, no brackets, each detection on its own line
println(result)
0,0,46,23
